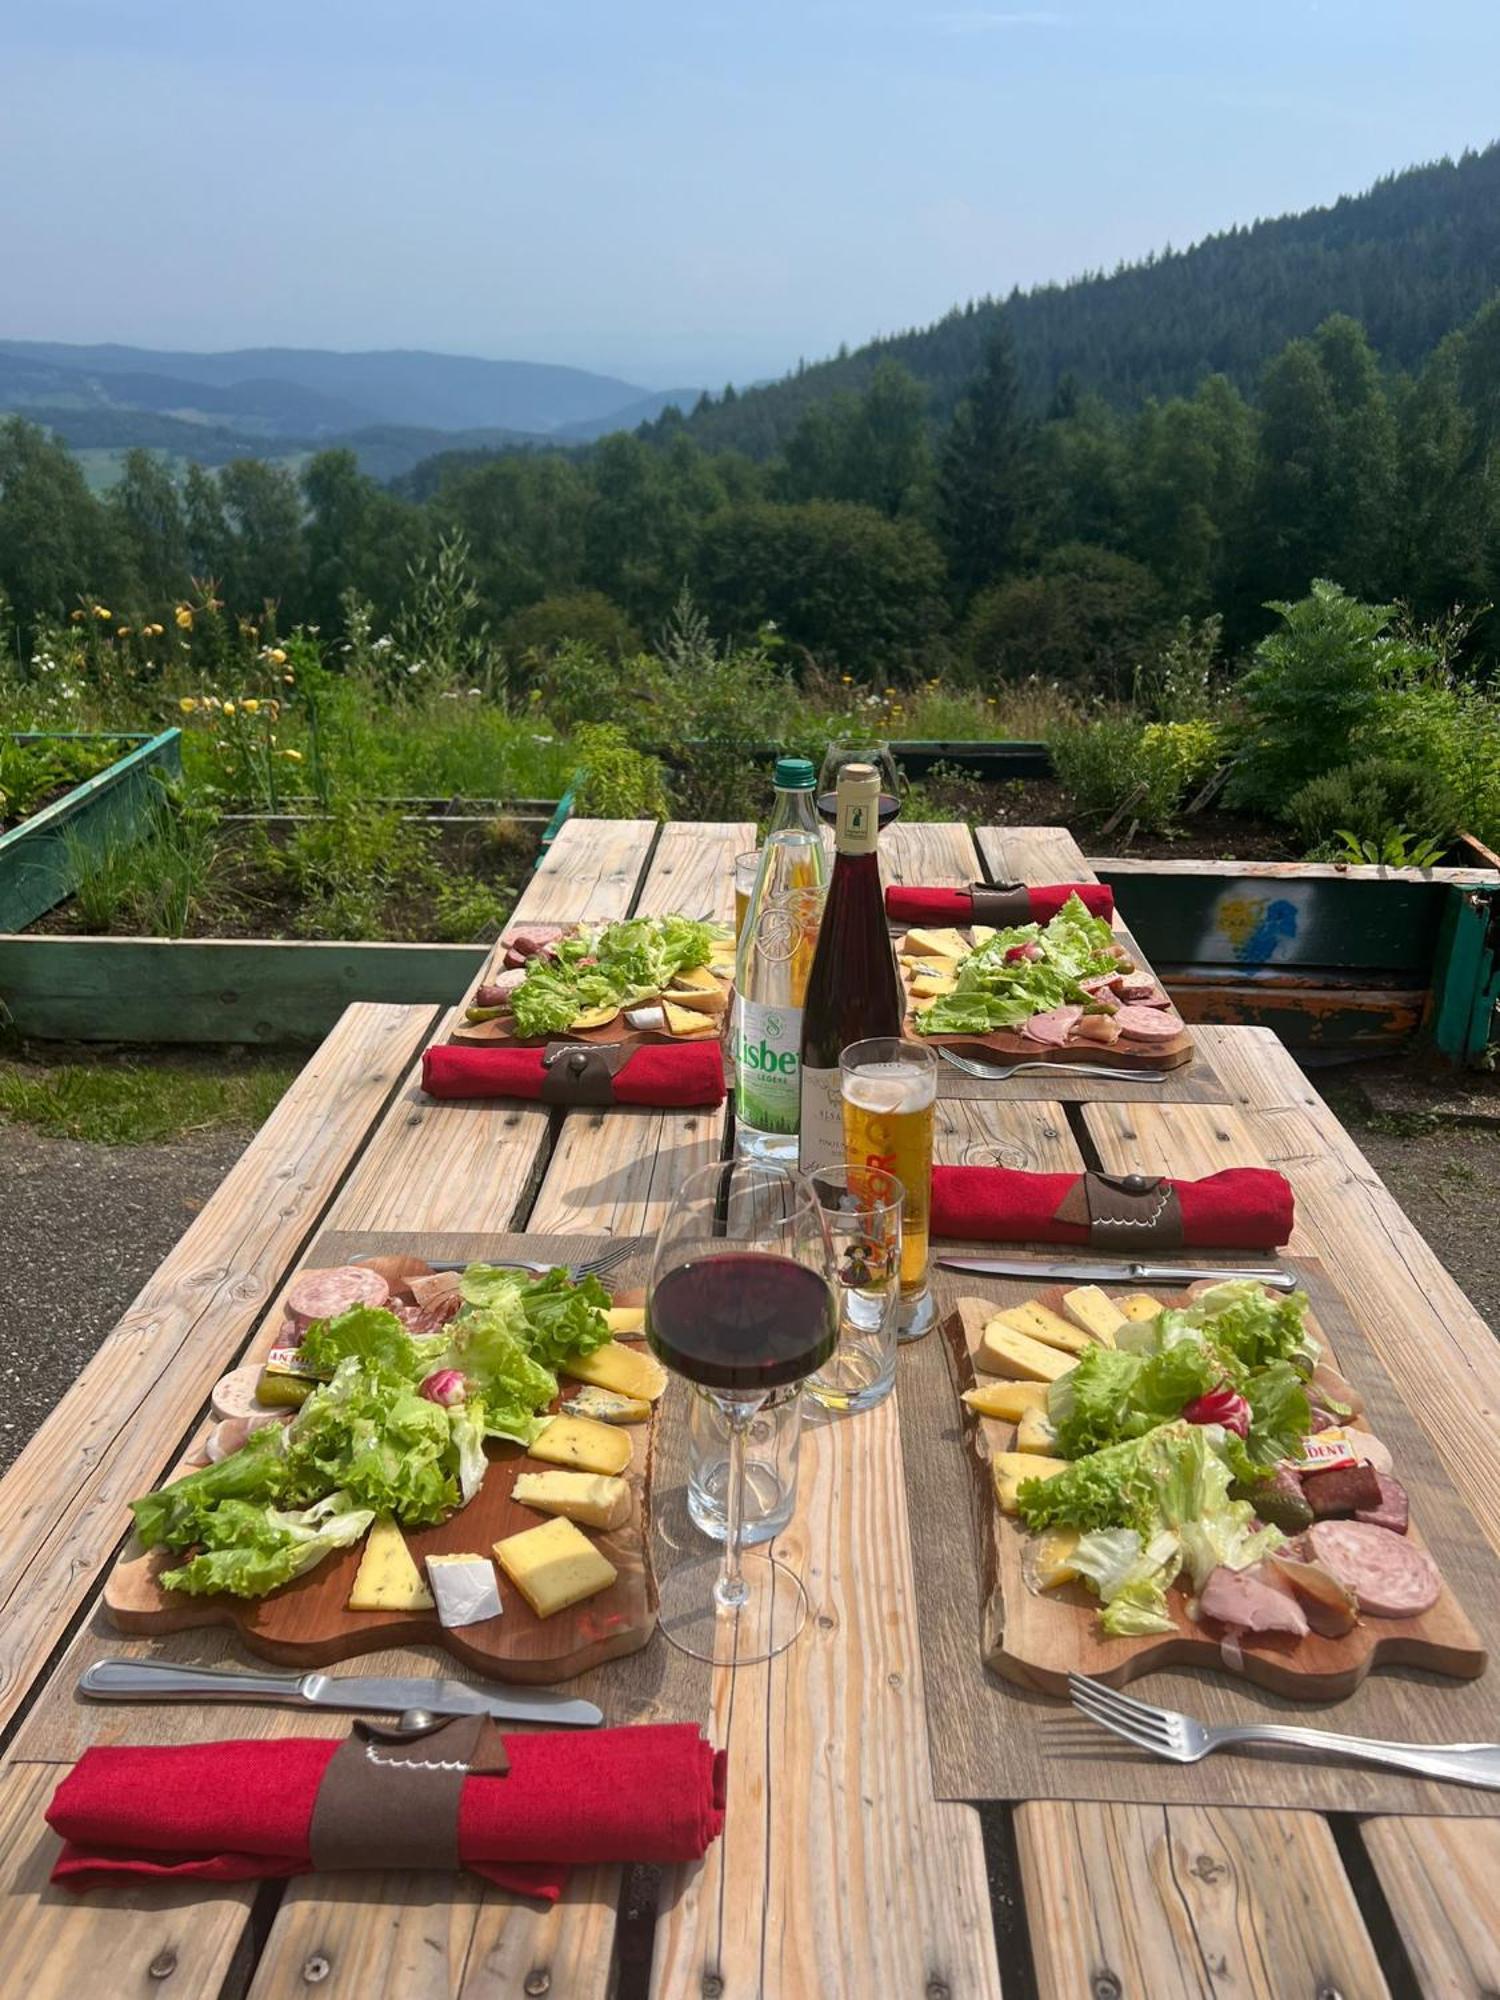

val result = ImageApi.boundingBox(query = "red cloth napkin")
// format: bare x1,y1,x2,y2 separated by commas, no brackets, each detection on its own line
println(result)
932,1166,1294,1249
422,1042,726,1107
47,1724,726,1900
885,884,1114,925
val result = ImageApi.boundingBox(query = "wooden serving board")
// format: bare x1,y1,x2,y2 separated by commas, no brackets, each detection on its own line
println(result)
104,1262,658,1685
946,1275,1486,1701
895,929,1194,1074
448,927,733,1053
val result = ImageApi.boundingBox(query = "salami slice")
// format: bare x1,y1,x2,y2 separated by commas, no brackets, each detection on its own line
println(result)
210,1363,265,1423
476,969,525,1007
1115,977,1159,1003
1354,1471,1410,1535
285,1264,390,1332
1306,1519,1440,1617
1112,1004,1184,1042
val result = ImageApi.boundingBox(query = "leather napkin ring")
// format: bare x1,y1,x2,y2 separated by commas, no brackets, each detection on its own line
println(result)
1054,1171,1185,1250
539,1041,631,1106
307,1714,509,1873
966,881,1033,926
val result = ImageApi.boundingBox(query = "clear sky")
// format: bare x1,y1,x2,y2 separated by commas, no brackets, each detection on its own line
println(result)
2,0,1497,390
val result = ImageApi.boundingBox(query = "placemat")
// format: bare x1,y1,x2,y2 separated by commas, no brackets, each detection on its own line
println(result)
934,1029,1225,1105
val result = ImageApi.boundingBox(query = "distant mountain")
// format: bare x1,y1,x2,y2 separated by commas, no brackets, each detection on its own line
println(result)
552,388,703,441
663,142,1500,456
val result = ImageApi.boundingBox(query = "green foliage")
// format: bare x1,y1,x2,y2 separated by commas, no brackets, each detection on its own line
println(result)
0,1058,295,1145
1051,715,1221,836
431,875,513,942
1131,615,1225,721
651,592,789,819
962,543,1168,691
937,322,1035,600
572,724,670,820
271,803,433,940
0,734,117,826
539,639,667,731
1286,757,1458,854
66,784,224,939
501,592,641,663
1328,827,1448,869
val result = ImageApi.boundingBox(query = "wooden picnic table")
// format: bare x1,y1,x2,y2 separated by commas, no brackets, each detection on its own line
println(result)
3,816,1499,1999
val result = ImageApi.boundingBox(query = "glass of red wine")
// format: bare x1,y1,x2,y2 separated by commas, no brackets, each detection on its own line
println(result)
816,741,903,829
647,1159,836,1664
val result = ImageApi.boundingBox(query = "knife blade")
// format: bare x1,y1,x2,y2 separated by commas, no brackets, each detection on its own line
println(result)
81,1658,603,1727
936,1256,1299,1291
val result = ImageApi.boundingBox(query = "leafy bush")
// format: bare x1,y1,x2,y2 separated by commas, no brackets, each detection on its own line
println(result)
961,544,1168,692
66,785,224,939
539,640,668,732
652,593,790,819
431,875,513,942
1132,615,1225,721
1329,828,1448,869
572,724,670,820
1051,715,1221,835
1286,756,1458,854
502,592,642,663
0,734,117,826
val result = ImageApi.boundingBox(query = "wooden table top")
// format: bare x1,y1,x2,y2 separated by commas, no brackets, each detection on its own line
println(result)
3,816,1498,2000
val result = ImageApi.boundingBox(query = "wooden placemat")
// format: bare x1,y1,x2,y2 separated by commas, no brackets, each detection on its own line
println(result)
896,1254,1500,1815
934,1031,1226,1105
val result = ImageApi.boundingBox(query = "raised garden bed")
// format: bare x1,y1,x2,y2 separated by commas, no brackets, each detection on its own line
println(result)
0,730,182,931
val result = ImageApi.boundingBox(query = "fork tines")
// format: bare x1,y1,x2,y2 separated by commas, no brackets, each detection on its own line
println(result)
1066,1673,1192,1760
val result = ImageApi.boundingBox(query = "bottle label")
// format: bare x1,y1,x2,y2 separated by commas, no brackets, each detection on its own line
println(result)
835,782,880,855
798,1064,846,1172
736,1000,803,1133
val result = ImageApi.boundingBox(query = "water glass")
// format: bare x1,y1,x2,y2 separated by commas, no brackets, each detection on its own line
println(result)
804,1164,903,1413
733,849,760,945
841,1037,937,1340
688,1383,803,1543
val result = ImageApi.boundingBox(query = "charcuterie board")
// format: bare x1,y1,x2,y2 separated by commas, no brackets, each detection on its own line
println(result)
104,1251,659,1685
943,1272,1487,1700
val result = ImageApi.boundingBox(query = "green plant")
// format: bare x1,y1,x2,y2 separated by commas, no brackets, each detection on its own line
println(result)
1329,827,1448,869
1286,755,1457,853
0,734,117,826
572,723,669,820
0,1058,296,1144
1050,715,1220,835
1132,615,1224,721
432,875,514,942
66,783,225,938
652,593,791,819
540,639,667,731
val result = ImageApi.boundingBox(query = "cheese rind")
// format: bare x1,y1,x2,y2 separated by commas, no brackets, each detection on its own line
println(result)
425,1553,503,1628
530,1411,634,1476
494,1516,617,1618
962,1380,1049,1421
563,1340,667,1402
512,1469,631,1530
996,1302,1094,1356
900,927,967,960
570,1384,650,1425
1059,1285,1125,1345
1030,1527,1082,1588
978,1321,1074,1382
347,1517,434,1612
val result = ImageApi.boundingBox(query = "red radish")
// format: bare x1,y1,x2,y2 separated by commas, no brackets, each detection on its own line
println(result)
419,1369,468,1407
1183,1383,1251,1438
1005,941,1042,963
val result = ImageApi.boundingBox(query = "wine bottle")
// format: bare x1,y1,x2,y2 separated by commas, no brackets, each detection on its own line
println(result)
798,762,904,1172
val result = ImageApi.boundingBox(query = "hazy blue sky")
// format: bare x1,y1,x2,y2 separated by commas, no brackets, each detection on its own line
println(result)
3,0,1497,388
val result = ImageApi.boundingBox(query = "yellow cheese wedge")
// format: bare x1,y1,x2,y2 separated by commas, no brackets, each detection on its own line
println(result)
1031,1526,1082,1588
347,1517,434,1612
604,1305,645,1335
962,1379,1049,1422
995,1302,1094,1357
1016,1405,1058,1454
563,1339,667,1402
668,965,721,994
978,1320,1075,1382
910,972,958,999
512,1469,631,1531
662,984,727,1016
494,1515,617,1618
971,925,997,946
1117,1293,1165,1323
1060,1285,1125,1345
569,1002,620,1031
993,1452,1069,1515
529,1412,633,1476
662,1000,718,1038
708,954,736,980
901,927,968,960
570,1384,650,1425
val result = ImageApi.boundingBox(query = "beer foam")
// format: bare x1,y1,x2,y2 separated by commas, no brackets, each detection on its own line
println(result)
842,1060,936,1115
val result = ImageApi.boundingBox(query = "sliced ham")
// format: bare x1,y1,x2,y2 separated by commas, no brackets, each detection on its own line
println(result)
1307,1519,1440,1617
1074,1013,1121,1045
1198,1562,1309,1638
1354,1471,1409,1535
1022,1004,1083,1047
1115,977,1163,1003
1113,1004,1184,1042
1268,1553,1360,1636
504,924,569,958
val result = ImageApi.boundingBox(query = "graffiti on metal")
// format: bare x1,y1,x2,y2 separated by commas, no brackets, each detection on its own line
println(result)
1198,884,1325,966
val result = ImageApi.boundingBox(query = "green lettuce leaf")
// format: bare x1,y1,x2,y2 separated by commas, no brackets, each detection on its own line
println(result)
913,893,1119,1036
451,1398,490,1505
518,1268,613,1369
1192,1281,1318,1372
160,1493,374,1598
1048,1346,1144,1457
1240,1359,1312,1467
457,1264,529,1315
1072,1526,1182,1635
299,1304,420,1382
130,1423,290,1549
510,967,589,1038
284,1360,459,1524
444,1308,557,1442
1100,1576,1179,1636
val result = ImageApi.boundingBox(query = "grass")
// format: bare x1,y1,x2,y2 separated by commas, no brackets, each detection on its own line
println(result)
0,1059,296,1144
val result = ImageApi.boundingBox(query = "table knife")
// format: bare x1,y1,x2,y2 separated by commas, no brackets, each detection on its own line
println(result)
80,1658,603,1727
936,1256,1299,1291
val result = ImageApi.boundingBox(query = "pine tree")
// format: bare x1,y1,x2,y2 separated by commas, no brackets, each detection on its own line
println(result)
936,320,1034,600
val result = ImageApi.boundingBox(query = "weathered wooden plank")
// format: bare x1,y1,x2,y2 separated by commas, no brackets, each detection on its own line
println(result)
528,1104,723,1235
882,819,981,884
1362,1817,1500,1999
1016,1802,1391,2000
0,1001,436,1739
974,823,1092,885
0,1762,254,2000
633,819,754,921
1092,855,1497,886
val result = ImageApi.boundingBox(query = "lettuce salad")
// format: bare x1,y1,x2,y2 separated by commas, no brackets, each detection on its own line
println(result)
130,1264,614,1598
510,915,722,1038
912,894,1122,1036
1017,1283,1318,1635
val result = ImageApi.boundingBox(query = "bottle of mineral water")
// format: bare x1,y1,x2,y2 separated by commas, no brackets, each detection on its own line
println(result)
735,758,827,1163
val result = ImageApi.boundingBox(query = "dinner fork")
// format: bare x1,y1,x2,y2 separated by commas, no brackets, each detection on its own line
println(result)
1067,1673,1500,1789
940,1050,1170,1084
353,1239,643,1284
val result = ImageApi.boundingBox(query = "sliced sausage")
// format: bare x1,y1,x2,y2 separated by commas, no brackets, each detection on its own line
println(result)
355,1254,432,1303
1112,1004,1184,1042
504,924,569,957
210,1364,265,1423
285,1265,391,1332
1303,1462,1384,1518
1307,1519,1441,1617
476,969,526,1007
408,1270,463,1310
1022,1004,1083,1047
1269,1553,1359,1636
1116,977,1165,1004
1355,1471,1410,1535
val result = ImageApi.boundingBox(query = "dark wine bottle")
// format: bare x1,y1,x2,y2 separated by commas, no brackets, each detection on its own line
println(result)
798,762,904,1172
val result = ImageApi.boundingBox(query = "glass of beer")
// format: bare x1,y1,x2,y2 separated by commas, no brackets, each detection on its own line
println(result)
734,850,760,943
840,1038,937,1340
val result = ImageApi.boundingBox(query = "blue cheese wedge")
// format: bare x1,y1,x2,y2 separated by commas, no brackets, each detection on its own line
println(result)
425,1553,503,1628
570,1385,650,1425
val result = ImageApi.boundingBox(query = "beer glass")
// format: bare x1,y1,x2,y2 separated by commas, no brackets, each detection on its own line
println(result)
840,1037,937,1340
733,849,759,943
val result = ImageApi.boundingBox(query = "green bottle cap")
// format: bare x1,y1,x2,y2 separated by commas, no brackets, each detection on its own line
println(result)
773,756,816,789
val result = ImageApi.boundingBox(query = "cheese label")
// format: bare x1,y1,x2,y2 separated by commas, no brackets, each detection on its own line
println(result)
1297,1430,1357,1472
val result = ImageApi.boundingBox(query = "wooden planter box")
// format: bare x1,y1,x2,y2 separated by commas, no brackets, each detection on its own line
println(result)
1095,856,1500,1064
0,730,182,932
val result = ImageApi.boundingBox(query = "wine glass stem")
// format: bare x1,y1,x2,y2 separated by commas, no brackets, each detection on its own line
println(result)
714,1397,761,1613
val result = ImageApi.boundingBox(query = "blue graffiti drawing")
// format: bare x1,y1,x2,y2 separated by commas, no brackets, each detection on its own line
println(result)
1245,897,1298,961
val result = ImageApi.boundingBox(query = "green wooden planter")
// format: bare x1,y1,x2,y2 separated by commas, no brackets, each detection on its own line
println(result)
0,730,182,932
0,935,488,1045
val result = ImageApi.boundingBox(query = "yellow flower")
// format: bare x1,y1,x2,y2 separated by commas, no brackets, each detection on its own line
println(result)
175,606,194,631
241,698,260,714
268,647,287,666
986,697,997,706
222,701,236,716
94,606,113,620
282,672,295,685
282,747,304,763
840,674,853,685
178,696,198,714
117,625,130,637
883,686,895,695
69,609,85,623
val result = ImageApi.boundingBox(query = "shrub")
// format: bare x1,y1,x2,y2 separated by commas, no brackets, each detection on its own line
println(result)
538,640,668,732
1132,614,1225,721
1286,757,1458,854
652,593,790,819
502,592,641,663
961,544,1168,693
572,724,670,820
1051,715,1221,835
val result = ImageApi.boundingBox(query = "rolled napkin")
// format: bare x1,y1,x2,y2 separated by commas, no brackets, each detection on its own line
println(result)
885,883,1114,926
422,1040,726,1108
48,1720,727,1900
932,1165,1294,1251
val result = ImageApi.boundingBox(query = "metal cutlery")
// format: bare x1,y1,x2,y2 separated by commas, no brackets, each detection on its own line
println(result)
939,1050,1171,1084
353,1239,641,1283
937,1255,1299,1290
81,1659,603,1728
1067,1674,1500,1789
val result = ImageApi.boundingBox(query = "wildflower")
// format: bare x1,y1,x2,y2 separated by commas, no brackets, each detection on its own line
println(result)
407,662,422,676
178,696,198,714
883,686,895,695
282,671,295,685
94,605,112,620
282,748,304,763
268,647,287,666
117,626,130,637
69,609,84,623
986,697,997,706
222,701,236,716
840,674,853,685
175,606,194,630
266,699,280,720
241,698,260,714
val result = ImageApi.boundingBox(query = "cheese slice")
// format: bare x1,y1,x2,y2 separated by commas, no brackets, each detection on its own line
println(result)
662,985,727,1016
425,1553,502,1628
901,927,967,960
667,965,721,994
962,1379,1049,1422
978,1320,1074,1383
512,1469,631,1531
993,1452,1068,1515
662,1000,718,1038
995,1302,1094,1357
347,1517,434,1612
1030,1526,1082,1589
971,925,997,946
1116,1293,1165,1323
604,1305,645,1336
570,1384,650,1425
495,1516,617,1618
529,1411,634,1475
910,973,957,998
1060,1285,1125,1345
563,1340,667,1402
1016,1405,1058,1454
